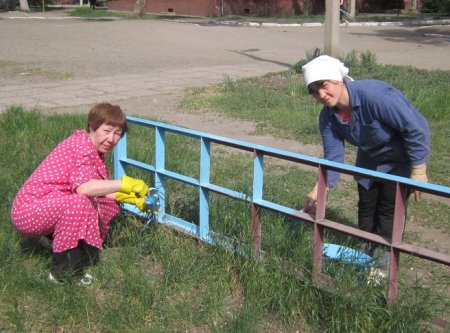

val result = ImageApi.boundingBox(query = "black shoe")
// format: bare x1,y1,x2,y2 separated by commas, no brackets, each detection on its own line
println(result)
51,247,84,279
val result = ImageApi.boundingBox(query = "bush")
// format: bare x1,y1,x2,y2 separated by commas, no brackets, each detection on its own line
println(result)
291,49,378,75
0,0,16,11
421,0,450,14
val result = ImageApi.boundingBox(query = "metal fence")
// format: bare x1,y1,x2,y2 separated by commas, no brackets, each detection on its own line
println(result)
114,116,450,302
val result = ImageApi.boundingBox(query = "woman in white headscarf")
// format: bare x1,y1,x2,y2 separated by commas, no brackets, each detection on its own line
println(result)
301,55,430,270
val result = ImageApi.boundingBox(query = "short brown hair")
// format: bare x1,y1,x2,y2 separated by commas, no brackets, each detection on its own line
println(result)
86,103,127,136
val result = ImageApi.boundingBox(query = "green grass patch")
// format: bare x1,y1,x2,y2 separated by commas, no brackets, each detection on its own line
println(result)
1,105,449,332
70,7,202,20
181,50,450,187
0,60,73,81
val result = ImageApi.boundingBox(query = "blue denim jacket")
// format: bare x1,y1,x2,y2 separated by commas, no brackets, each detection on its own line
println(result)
319,80,430,189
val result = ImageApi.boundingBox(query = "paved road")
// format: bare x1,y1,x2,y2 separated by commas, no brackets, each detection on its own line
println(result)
0,10,449,115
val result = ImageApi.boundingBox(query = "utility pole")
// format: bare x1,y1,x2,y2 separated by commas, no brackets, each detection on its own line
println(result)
324,0,340,57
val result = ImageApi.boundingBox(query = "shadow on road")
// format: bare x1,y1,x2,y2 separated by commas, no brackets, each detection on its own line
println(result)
349,27,450,46
226,49,293,69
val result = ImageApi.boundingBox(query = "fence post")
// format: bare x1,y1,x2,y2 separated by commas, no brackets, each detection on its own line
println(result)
388,182,407,302
114,131,127,180
313,165,328,283
199,137,211,242
252,150,264,255
155,127,166,215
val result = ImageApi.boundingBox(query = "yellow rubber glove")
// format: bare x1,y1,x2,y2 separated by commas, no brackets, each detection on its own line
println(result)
115,192,146,212
120,175,149,198
410,164,428,201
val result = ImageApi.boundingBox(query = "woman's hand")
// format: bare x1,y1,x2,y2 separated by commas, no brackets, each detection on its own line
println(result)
410,164,428,201
115,192,146,211
303,183,318,214
120,175,149,197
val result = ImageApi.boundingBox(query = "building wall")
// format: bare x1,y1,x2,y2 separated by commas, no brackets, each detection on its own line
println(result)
148,0,220,16
107,0,322,16
108,0,220,16
222,0,306,17
107,0,134,12
107,0,422,16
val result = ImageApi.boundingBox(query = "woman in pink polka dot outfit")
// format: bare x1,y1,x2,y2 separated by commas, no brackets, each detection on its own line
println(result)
11,103,150,285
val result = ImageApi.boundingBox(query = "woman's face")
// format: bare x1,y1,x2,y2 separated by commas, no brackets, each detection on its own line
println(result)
309,80,344,108
89,123,123,154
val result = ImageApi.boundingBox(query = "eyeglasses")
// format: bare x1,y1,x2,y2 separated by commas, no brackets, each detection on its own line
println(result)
307,81,328,95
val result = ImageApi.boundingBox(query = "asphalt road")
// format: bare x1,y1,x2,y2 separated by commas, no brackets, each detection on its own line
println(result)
1,9,449,153
0,10,449,128
1,10,449,82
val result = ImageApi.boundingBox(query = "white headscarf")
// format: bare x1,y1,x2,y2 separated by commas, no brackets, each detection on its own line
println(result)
302,55,353,86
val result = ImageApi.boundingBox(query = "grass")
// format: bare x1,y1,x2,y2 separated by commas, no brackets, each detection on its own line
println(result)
0,60,73,82
181,50,450,187
1,102,449,332
1,52,449,332
68,7,448,23
69,7,197,20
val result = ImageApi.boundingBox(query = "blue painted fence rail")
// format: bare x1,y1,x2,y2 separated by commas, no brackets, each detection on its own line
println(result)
114,116,450,302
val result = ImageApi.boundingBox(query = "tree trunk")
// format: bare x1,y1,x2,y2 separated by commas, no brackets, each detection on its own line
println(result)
304,0,310,15
19,0,30,11
135,0,148,17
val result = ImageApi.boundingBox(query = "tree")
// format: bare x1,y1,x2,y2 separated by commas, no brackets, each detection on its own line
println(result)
304,0,310,15
19,0,30,11
422,0,450,14
135,0,147,17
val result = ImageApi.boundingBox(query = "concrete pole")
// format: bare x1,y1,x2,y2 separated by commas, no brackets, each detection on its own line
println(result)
324,0,340,58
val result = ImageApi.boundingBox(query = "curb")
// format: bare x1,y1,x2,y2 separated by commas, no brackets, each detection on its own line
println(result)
3,11,450,30
181,18,450,28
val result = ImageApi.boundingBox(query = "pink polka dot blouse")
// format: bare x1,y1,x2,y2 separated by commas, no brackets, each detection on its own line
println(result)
11,130,120,253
